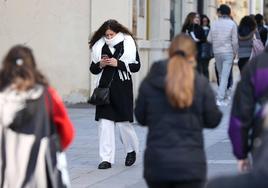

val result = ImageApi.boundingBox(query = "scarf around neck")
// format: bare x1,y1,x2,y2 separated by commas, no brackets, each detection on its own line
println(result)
91,32,137,83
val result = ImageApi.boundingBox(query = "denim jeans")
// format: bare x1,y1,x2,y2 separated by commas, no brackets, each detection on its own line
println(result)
215,53,234,100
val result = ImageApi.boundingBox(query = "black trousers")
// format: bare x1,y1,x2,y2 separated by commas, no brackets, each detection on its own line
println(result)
197,59,210,79
146,180,204,188
238,57,250,72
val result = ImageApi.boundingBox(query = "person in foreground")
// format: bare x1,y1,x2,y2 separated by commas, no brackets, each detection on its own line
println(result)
89,19,140,169
134,34,222,188
228,45,268,174
0,45,74,187
206,104,268,188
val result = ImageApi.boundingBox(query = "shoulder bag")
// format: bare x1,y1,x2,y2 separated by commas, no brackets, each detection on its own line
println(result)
88,48,122,106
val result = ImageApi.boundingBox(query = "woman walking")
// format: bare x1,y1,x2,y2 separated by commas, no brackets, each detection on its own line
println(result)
135,34,222,188
200,14,213,79
89,19,140,169
182,12,206,74
237,15,259,72
0,45,74,187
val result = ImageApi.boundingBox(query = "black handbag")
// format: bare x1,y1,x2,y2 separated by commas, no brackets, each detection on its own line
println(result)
89,87,110,105
200,42,214,60
89,48,122,106
89,69,116,105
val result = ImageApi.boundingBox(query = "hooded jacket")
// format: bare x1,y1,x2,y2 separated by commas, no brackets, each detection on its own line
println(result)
135,60,222,182
229,47,268,160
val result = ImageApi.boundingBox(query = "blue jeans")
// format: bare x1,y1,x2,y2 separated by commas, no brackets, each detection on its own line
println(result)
215,53,234,100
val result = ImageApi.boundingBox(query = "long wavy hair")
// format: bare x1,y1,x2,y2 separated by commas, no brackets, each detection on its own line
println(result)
200,14,210,27
166,34,197,108
89,19,136,49
181,12,198,32
0,45,48,91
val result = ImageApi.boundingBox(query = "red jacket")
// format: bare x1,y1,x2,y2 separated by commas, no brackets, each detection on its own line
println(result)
46,87,75,150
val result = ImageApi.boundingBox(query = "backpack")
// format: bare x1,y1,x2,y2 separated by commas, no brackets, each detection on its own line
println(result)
250,34,265,60
0,88,70,188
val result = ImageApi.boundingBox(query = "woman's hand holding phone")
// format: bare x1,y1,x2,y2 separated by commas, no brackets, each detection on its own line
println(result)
100,54,109,68
106,57,118,67
100,54,118,68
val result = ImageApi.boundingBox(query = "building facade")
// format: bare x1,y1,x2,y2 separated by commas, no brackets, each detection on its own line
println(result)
0,0,265,103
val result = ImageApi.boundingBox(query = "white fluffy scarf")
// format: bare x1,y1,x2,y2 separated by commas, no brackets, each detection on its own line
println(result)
91,32,137,83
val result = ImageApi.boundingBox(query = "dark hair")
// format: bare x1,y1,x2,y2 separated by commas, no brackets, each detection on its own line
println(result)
238,16,257,36
89,19,135,49
0,45,48,91
218,4,231,16
181,12,198,32
200,14,210,27
255,13,264,25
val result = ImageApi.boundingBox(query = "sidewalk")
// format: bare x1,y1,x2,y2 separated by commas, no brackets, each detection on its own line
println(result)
66,105,147,188
66,100,237,188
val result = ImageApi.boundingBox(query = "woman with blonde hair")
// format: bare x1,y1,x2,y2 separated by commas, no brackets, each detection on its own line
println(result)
135,34,222,188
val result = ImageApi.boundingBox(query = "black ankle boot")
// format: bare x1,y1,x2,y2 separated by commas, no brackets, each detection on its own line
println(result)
125,151,136,166
98,161,111,169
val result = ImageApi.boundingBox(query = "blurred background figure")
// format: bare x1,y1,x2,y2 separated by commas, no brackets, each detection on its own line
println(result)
181,12,206,75
0,45,74,187
135,34,222,188
255,13,268,46
214,7,233,98
237,16,258,72
200,14,213,79
89,19,140,170
207,4,238,106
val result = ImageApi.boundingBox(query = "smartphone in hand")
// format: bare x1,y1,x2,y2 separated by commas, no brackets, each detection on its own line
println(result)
101,54,109,60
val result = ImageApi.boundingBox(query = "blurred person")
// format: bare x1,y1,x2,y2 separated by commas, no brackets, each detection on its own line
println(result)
229,45,268,174
200,14,213,79
89,19,140,169
208,4,238,106
0,45,74,187
255,13,268,46
201,15,210,37
237,16,258,72
214,8,233,93
207,104,268,188
135,34,222,188
182,12,206,75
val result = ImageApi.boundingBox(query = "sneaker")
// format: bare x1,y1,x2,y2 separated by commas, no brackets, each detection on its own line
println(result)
98,161,111,169
216,99,229,106
125,151,136,166
225,88,233,101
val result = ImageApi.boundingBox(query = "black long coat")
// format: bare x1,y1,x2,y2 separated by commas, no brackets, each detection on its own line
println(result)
90,41,140,122
134,60,222,182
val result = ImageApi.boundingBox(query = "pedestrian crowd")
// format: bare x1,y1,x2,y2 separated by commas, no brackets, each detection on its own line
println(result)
1,3,268,188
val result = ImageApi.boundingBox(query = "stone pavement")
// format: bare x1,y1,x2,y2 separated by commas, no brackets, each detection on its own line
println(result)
66,99,238,188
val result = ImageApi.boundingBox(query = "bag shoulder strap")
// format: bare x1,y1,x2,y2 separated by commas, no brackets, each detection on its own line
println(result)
106,47,123,88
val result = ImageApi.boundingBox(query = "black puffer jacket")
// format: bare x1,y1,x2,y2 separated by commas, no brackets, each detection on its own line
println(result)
135,60,222,182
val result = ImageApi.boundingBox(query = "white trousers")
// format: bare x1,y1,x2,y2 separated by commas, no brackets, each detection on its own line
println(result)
98,119,139,164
